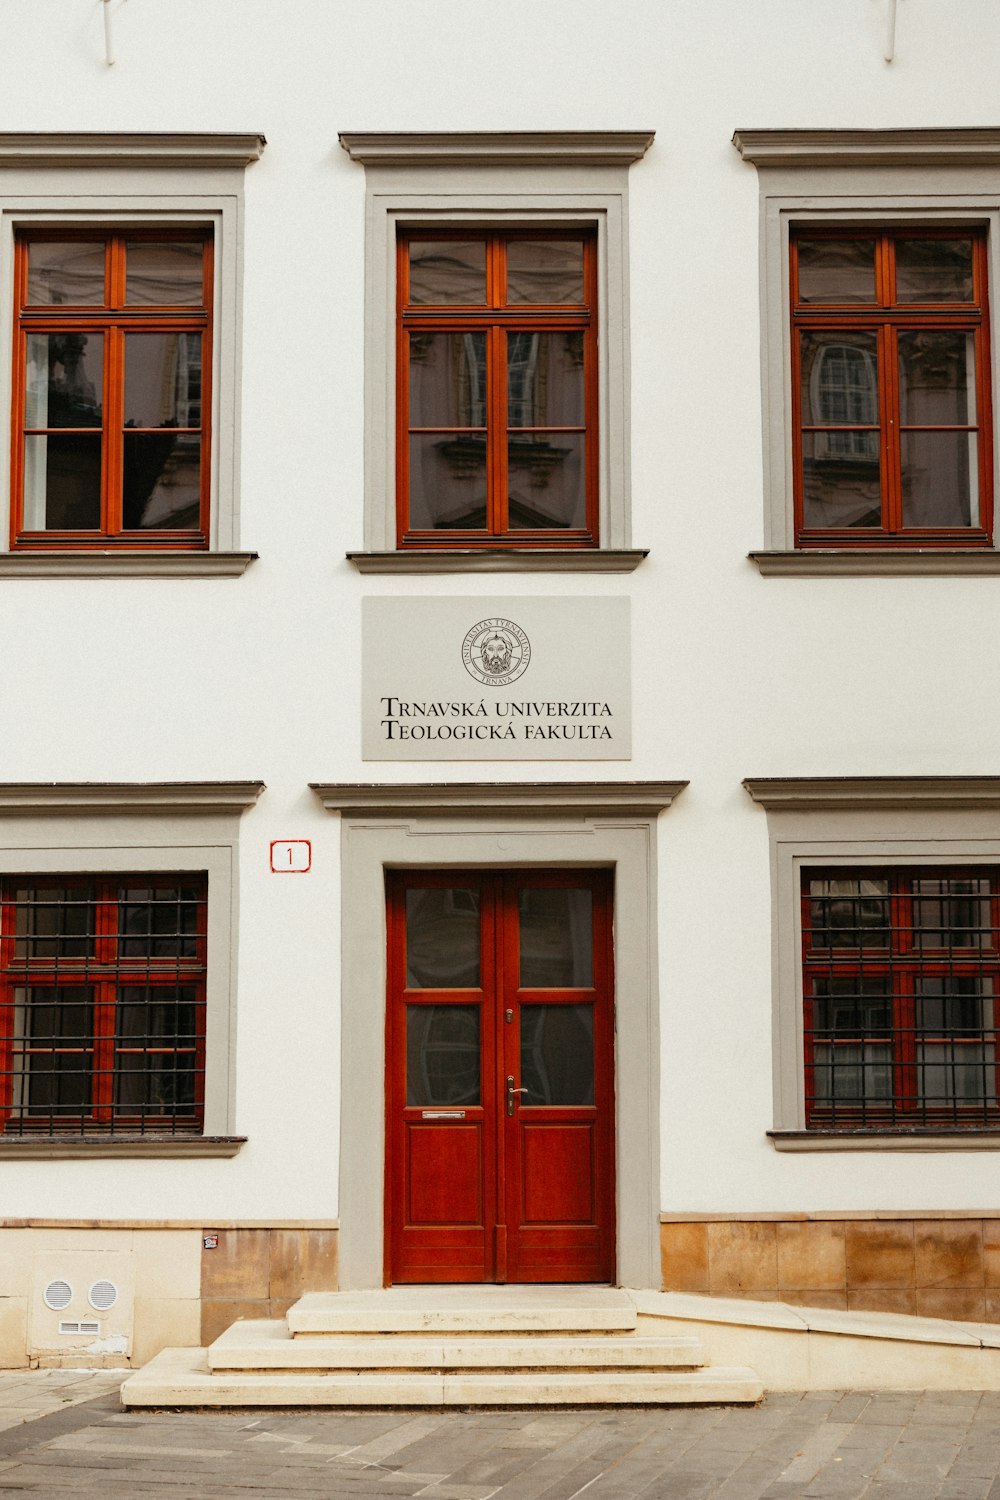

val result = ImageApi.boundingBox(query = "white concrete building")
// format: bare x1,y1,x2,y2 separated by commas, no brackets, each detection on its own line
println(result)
1,0,1000,1372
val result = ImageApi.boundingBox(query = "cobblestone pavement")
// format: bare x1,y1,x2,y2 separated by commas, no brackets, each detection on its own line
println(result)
1,1387,1000,1497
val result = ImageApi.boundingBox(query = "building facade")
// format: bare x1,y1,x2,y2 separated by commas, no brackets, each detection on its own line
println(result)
2,0,1000,1367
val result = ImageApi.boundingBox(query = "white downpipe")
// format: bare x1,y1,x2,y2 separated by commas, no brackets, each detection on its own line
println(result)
884,0,898,62
103,0,115,66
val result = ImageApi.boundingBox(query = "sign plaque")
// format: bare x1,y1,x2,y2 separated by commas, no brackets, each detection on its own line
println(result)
363,597,631,761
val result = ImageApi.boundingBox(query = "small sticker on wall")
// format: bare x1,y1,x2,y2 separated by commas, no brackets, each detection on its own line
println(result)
270,840,312,873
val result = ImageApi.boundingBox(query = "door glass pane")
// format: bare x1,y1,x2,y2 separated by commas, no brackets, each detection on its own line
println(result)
409,435,487,531
407,241,486,305
520,1004,594,1104
409,333,486,428
895,238,974,303
507,433,585,529
23,434,102,531
125,333,202,429
406,1004,480,1105
122,433,201,530
125,242,204,305
27,242,105,305
506,240,585,305
405,888,481,987
796,239,876,304
25,333,103,429
507,332,584,427
898,331,975,427
900,430,977,528
519,887,593,987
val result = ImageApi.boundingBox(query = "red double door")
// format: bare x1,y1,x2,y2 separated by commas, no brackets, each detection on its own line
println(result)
385,870,615,1284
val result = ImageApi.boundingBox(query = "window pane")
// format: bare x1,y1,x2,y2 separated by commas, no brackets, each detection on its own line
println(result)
508,433,586,529
13,986,93,1115
407,241,486,305
115,985,198,1114
25,333,103,429
507,332,584,428
23,434,102,531
808,878,891,949
118,885,202,959
125,241,204,306
800,432,880,529
406,1004,480,1106
519,887,593,988
912,877,993,949
405,888,480,988
409,333,486,428
13,885,95,960
26,241,105,305
796,239,877,304
799,332,879,427
811,977,893,1034
520,1005,594,1104
900,430,977,528
125,334,202,429
506,240,585,305
898,331,976,427
122,433,201,530
811,1043,893,1106
408,434,487,530
895,238,974,303
117,984,199,1043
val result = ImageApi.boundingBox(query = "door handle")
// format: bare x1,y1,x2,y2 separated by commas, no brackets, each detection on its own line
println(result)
506,1075,528,1116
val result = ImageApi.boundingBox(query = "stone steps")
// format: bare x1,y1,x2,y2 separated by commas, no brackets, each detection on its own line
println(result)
121,1287,764,1408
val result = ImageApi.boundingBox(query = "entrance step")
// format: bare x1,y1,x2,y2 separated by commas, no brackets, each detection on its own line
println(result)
209,1319,706,1372
287,1286,637,1336
124,1346,763,1407
121,1286,764,1408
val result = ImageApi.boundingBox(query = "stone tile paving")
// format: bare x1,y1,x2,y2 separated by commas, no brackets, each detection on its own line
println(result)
0,1387,1000,1496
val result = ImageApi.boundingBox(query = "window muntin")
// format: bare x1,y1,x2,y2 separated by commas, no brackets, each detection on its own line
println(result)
13,231,212,549
397,231,598,548
0,875,207,1135
791,229,993,547
802,869,1000,1128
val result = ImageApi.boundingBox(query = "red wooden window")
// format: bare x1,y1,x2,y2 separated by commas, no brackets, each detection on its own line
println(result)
0,876,207,1135
802,868,1000,1129
790,229,993,547
396,231,598,548
12,231,212,549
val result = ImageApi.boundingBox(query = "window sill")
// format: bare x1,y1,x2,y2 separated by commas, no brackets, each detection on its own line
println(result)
0,1135,247,1159
0,551,258,578
347,548,648,574
769,1130,1000,1152
750,550,1000,577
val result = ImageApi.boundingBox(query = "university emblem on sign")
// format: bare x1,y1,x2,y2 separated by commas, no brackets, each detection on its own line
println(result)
461,617,531,686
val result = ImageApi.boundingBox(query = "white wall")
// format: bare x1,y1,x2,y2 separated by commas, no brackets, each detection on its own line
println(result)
1,0,999,1221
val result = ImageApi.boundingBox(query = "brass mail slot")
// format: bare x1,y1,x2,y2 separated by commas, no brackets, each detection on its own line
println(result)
421,1109,467,1119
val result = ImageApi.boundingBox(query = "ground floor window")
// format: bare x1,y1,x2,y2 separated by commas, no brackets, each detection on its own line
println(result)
0,875,207,1135
803,867,1000,1128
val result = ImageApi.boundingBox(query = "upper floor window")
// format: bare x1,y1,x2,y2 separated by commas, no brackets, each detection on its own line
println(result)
803,867,1000,1129
397,231,598,548
791,229,993,547
13,230,212,549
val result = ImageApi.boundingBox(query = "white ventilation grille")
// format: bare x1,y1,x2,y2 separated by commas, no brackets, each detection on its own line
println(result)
88,1279,118,1313
58,1320,100,1337
42,1280,72,1312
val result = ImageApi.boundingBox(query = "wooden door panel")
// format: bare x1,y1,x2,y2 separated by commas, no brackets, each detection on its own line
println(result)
407,1124,483,1223
520,1123,595,1222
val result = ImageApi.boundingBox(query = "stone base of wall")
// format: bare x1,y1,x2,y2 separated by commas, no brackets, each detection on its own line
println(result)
661,1216,1000,1322
0,1223,339,1369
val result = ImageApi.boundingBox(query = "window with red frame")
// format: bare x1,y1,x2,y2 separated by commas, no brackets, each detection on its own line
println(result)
802,869,1000,1129
791,229,993,546
12,231,212,548
0,876,207,1135
397,231,598,547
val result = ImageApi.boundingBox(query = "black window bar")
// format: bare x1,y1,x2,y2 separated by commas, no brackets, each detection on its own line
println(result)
0,876,207,1136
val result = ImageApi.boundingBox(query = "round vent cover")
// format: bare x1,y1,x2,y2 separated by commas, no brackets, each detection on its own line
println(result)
88,1279,118,1313
43,1280,73,1312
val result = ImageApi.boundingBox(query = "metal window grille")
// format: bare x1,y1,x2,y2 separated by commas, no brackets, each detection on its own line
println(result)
0,875,207,1136
802,868,1000,1129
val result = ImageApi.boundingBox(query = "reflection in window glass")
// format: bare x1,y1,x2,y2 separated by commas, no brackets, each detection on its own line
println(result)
506,240,585,305
519,888,592,987
405,888,481,988
895,239,974,303
797,239,877,305
26,242,105,305
408,241,487,305
407,1004,480,1106
125,242,203,306
520,1004,594,1104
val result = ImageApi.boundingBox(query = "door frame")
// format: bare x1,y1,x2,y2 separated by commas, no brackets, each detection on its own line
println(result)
315,781,687,1291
